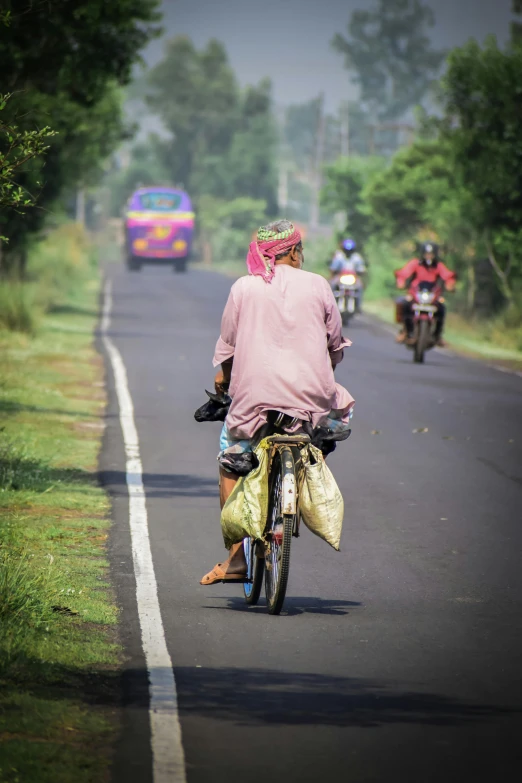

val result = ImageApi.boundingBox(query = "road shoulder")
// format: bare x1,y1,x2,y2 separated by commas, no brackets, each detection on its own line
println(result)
0,272,122,783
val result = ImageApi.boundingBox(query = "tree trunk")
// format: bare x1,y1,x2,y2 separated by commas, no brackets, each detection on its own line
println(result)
309,92,325,234
18,248,27,280
486,240,513,304
202,237,213,266
76,188,86,227
466,260,476,313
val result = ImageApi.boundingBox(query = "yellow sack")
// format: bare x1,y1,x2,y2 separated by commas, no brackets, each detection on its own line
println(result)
220,440,270,549
299,445,344,550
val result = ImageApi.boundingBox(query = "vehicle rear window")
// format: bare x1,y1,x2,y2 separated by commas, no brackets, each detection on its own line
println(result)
139,192,182,211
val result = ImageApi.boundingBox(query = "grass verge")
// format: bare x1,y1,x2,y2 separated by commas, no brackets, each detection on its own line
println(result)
0,239,121,782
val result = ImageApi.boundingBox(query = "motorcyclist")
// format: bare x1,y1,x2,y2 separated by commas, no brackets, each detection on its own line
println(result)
329,238,366,311
395,242,456,347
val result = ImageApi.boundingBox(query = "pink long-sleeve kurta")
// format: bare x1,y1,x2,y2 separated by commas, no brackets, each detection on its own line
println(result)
213,264,354,440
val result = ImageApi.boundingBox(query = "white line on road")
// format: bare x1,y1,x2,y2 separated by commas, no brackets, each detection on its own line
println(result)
101,278,186,782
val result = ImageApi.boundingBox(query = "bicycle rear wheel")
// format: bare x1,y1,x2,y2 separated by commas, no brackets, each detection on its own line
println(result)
264,447,295,615
243,537,264,605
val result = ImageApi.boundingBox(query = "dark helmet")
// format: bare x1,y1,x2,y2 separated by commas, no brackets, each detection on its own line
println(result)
420,241,439,265
342,238,356,253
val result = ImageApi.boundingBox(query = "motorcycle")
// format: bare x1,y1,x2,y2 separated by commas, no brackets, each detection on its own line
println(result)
402,281,443,363
332,271,360,326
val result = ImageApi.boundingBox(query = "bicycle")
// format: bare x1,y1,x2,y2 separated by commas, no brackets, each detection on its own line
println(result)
243,425,311,615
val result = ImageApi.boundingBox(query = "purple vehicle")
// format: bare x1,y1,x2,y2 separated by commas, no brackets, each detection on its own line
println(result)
124,187,195,273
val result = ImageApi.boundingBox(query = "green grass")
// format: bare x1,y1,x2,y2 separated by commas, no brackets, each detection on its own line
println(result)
0,235,121,782
0,283,41,334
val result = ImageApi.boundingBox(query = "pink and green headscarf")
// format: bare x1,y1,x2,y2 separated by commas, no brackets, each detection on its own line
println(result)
246,223,302,283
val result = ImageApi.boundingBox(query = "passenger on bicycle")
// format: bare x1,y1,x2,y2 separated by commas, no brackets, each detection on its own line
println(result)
200,220,354,586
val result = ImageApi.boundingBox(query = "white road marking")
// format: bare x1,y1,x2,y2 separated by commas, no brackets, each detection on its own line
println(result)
101,278,186,782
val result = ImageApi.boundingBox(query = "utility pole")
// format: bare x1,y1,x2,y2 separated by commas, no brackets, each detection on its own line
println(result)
76,188,85,227
368,124,376,155
309,92,325,234
278,163,288,213
340,101,349,158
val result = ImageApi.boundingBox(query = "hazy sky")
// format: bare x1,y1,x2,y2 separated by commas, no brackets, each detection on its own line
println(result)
143,0,514,110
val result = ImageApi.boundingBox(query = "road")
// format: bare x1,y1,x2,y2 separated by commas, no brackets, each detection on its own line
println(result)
101,263,522,783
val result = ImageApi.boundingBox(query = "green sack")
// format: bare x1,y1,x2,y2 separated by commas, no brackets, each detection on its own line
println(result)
220,439,270,549
299,444,344,551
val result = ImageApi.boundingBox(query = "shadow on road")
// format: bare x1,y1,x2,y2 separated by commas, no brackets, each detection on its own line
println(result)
174,665,517,728
203,596,360,616
100,469,218,498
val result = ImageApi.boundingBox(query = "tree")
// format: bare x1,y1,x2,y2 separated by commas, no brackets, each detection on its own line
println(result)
146,38,277,213
198,195,267,265
0,0,160,269
321,155,386,245
441,37,522,303
512,0,522,46
1,0,161,106
106,138,170,217
0,95,55,214
147,38,238,190
332,0,445,122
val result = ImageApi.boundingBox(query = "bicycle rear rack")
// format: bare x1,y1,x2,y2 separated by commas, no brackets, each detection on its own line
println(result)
264,434,311,445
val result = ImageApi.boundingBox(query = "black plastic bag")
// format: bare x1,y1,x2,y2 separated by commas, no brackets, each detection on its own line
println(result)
217,450,259,477
194,390,232,423
309,425,351,457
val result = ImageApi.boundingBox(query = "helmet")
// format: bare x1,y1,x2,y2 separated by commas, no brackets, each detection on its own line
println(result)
342,238,356,253
421,241,439,256
420,241,439,265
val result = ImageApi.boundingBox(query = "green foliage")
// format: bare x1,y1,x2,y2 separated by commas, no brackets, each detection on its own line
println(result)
107,139,169,217
321,155,386,245
323,33,522,321
0,281,40,333
0,223,96,333
145,38,277,213
147,37,237,189
198,195,267,264
512,0,522,46
0,0,161,265
332,0,445,121
0,94,56,216
1,0,161,106
0,542,55,633
441,37,522,301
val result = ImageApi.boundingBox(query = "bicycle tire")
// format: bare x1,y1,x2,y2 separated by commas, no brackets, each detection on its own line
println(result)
243,537,264,605
264,447,295,615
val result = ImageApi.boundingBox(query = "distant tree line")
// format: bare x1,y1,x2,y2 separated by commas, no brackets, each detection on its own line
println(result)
322,0,522,319
109,37,278,264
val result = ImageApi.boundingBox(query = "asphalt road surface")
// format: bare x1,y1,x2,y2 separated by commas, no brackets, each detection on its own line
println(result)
101,263,522,783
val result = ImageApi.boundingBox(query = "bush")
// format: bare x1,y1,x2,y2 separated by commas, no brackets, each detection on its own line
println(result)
0,280,40,333
0,548,55,632
364,238,406,300
27,222,95,300
0,222,96,334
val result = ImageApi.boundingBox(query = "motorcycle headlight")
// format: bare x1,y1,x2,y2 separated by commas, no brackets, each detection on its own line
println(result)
419,290,435,303
339,274,357,286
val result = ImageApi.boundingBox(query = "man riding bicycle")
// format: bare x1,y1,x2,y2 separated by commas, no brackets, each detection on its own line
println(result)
200,220,354,586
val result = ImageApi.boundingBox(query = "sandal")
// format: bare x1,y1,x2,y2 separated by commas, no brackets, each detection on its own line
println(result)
200,562,248,586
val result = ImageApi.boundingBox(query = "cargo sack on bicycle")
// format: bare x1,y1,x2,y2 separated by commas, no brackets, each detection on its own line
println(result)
220,440,271,549
220,439,344,551
299,444,344,551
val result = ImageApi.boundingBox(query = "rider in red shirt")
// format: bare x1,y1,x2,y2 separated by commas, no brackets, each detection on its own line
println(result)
395,242,456,346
